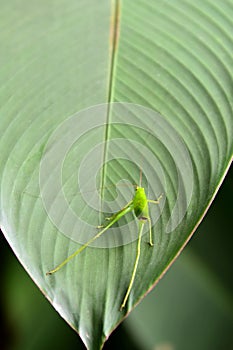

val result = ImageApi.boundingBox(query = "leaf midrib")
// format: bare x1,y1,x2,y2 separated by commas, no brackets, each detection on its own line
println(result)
100,0,121,197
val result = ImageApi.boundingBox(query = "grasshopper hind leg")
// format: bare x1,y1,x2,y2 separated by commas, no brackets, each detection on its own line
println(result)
120,222,144,310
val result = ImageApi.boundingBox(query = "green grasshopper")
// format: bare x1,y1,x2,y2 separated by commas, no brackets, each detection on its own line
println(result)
47,175,162,310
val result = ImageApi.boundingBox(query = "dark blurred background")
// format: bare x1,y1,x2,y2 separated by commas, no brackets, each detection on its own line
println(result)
1,164,232,350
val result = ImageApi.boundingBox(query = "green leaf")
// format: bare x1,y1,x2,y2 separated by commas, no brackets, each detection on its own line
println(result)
0,1,233,350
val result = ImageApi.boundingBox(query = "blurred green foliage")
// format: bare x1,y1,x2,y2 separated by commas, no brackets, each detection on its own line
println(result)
1,165,232,350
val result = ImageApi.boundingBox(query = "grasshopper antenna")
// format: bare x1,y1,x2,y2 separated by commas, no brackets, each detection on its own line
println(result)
139,167,142,187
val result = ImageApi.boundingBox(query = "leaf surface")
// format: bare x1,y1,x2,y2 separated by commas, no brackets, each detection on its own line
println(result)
1,1,233,349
